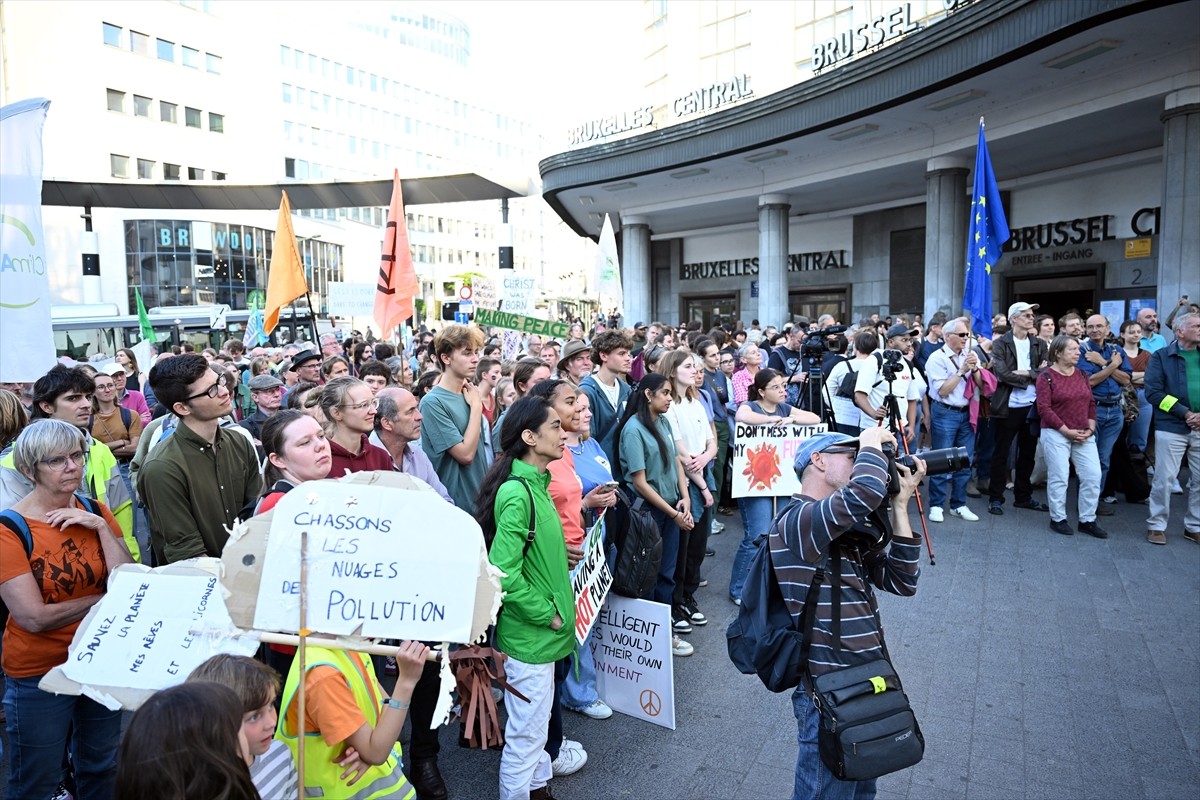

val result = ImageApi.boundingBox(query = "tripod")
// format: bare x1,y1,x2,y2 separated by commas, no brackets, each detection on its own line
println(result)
879,371,937,564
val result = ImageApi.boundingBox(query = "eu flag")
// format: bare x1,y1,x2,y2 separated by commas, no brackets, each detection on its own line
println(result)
962,118,1009,339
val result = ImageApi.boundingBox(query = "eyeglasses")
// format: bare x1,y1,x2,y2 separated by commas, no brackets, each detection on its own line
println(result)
719,358,734,365
184,378,223,402
821,448,858,458
339,398,379,411
41,450,87,471
93,383,116,391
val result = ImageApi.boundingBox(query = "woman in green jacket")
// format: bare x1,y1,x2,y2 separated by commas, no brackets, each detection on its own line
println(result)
475,396,575,800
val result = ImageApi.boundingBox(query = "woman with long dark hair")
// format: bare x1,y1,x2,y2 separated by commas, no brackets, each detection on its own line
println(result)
116,681,260,800
613,373,694,658
474,396,575,800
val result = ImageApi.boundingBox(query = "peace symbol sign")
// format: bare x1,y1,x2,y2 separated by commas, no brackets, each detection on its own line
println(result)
639,689,661,717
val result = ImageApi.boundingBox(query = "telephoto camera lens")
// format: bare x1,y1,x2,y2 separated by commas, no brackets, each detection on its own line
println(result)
897,447,970,476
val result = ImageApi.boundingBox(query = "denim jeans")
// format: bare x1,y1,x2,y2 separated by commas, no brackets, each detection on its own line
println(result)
3,674,121,800
561,626,601,712
1093,403,1124,489
792,686,877,800
1042,428,1101,523
730,495,775,601
647,506,681,606
928,403,974,509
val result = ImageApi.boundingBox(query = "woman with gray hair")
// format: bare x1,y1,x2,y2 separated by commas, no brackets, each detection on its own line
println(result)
1,419,133,799
730,340,765,405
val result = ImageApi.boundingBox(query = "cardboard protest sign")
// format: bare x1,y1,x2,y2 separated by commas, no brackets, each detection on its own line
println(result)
41,560,258,710
570,518,612,646
591,596,675,730
731,422,827,498
252,475,486,643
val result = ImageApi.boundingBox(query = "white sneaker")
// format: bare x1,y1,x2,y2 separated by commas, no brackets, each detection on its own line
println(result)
551,744,587,776
928,506,944,523
711,519,725,534
562,738,585,753
577,699,613,720
671,635,694,657
1172,479,1184,494
950,505,979,522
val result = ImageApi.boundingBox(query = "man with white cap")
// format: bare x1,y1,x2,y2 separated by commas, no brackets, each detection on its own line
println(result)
853,322,923,447
987,301,1051,516
769,426,926,799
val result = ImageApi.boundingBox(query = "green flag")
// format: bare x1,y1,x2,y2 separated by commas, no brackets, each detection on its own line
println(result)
135,287,155,342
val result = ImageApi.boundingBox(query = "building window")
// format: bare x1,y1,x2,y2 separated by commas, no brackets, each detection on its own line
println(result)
280,45,290,65
189,167,205,180
160,101,177,123
106,89,125,113
206,53,221,74
182,46,199,68
164,163,181,180
208,113,224,133
282,83,292,103
156,38,175,61
137,159,155,179
212,171,226,180
284,157,296,178
133,95,152,118
185,107,202,128
111,154,129,178
130,30,148,55
102,22,122,47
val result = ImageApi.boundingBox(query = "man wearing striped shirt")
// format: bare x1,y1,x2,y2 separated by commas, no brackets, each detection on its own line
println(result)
770,427,925,799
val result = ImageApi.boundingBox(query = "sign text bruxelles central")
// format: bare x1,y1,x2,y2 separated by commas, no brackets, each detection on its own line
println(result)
680,250,849,281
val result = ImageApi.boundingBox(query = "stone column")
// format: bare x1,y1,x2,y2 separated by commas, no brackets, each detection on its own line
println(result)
620,215,652,328
1158,87,1200,316
757,194,790,326
924,157,970,320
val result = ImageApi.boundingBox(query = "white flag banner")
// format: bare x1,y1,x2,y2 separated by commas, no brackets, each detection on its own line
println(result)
595,214,622,310
0,98,55,382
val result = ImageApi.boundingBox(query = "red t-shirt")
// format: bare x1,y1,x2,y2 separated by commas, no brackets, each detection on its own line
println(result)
328,434,394,478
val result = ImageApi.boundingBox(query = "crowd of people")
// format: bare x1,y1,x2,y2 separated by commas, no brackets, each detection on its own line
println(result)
0,294,1195,799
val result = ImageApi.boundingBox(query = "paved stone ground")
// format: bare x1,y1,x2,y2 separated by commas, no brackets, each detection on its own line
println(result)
3,486,1197,799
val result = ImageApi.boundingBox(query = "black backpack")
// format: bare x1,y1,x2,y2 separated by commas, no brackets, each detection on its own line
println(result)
607,488,663,599
726,521,823,692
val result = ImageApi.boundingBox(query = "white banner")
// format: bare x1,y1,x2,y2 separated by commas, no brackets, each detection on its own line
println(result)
731,422,827,498
570,517,612,646
500,274,537,314
57,566,258,700
0,98,56,381
595,214,622,310
327,281,377,316
253,481,482,642
591,596,675,730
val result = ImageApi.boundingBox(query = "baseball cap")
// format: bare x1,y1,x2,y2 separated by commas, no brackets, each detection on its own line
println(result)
248,374,284,391
886,323,919,339
634,321,647,329
101,362,125,376
1007,301,1039,318
793,432,859,475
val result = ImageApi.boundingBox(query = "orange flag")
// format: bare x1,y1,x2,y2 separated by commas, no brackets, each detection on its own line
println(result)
375,170,419,335
264,191,309,334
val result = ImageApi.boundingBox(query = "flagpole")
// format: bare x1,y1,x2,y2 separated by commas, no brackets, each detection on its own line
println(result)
304,292,320,346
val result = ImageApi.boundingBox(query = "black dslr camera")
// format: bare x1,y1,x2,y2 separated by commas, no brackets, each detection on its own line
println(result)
879,349,905,381
881,444,971,496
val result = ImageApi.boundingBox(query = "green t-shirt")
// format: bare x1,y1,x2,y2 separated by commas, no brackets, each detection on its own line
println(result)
1181,347,1200,412
618,415,679,505
419,386,489,514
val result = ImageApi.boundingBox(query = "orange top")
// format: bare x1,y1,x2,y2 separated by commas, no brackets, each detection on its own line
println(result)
547,448,585,548
0,501,122,678
284,654,373,747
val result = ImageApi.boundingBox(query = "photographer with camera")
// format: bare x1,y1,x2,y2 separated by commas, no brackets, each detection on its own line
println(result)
768,325,808,408
771,427,926,799
854,324,924,447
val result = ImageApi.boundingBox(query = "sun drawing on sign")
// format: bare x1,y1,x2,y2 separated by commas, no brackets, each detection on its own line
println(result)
742,443,782,491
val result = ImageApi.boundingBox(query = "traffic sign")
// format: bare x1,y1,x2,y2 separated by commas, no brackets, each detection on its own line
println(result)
454,312,470,324
458,285,473,301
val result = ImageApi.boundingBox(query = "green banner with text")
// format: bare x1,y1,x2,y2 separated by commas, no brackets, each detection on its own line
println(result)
474,307,569,338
